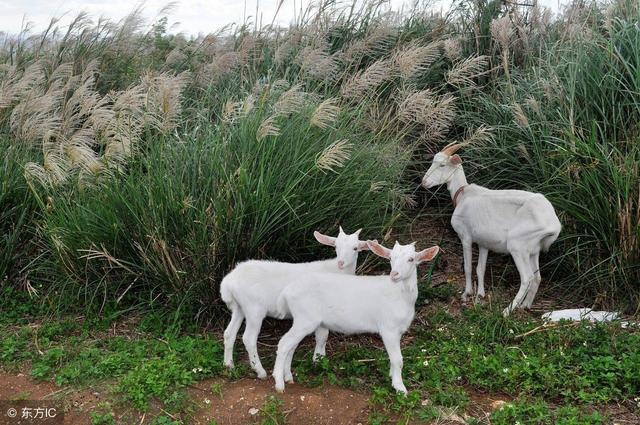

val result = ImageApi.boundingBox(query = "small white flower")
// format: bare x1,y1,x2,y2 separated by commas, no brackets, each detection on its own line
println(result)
509,329,514,334
467,346,472,352
423,360,429,366
456,376,462,381
249,407,259,415
502,368,509,373
421,349,427,353
583,341,587,347
204,398,211,405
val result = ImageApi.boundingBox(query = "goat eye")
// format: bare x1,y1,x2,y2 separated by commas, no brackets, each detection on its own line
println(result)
408,258,414,262
439,163,445,167
353,247,358,251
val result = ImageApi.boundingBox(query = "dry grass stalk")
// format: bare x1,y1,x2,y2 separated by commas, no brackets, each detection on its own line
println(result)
274,30,302,66
256,115,281,141
311,98,341,130
222,99,242,123
525,97,541,115
341,58,393,101
297,45,341,81
393,40,441,80
443,38,462,61
343,25,396,64
398,89,457,140
463,125,495,146
273,84,308,116
617,180,639,262
143,71,191,132
511,102,530,129
165,47,187,66
491,16,513,51
316,139,352,173
12,59,188,186
446,55,489,88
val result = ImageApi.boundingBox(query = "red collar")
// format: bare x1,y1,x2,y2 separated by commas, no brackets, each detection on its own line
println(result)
453,185,466,208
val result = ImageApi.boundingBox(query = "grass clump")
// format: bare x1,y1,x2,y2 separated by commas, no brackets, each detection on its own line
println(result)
32,87,409,318
1,0,639,316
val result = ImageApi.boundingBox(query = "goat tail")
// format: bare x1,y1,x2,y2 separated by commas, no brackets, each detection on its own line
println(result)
219,275,235,308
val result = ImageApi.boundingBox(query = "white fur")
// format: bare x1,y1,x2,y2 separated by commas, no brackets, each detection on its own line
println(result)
219,228,372,379
422,151,561,316
272,241,439,394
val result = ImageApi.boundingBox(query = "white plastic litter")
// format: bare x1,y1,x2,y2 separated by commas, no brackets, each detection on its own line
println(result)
541,308,621,323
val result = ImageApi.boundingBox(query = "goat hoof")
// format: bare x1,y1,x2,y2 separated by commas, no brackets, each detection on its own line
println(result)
394,386,408,396
224,362,234,369
502,307,512,317
275,384,285,393
285,376,294,384
461,292,472,303
256,370,268,379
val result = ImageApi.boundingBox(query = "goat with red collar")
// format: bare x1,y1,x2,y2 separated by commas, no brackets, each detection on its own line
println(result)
422,142,561,316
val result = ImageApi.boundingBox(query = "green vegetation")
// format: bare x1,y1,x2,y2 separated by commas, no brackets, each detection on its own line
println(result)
1,285,637,423
0,0,638,317
1,0,639,423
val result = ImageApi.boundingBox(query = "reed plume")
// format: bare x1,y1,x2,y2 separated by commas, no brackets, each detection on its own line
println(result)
446,55,489,88
311,98,341,130
316,139,352,173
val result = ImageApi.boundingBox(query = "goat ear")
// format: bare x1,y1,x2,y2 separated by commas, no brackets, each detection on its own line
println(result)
354,228,362,236
449,154,462,165
358,239,377,251
368,241,392,259
339,226,345,235
416,246,439,263
314,231,336,247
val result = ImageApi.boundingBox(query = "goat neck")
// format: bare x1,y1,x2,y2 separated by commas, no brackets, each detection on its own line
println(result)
446,164,469,207
397,269,419,304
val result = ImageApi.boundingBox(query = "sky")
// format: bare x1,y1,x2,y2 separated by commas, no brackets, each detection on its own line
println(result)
0,0,566,37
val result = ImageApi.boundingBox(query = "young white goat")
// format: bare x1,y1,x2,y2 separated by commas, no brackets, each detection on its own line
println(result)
219,227,374,379
272,241,439,394
422,143,561,316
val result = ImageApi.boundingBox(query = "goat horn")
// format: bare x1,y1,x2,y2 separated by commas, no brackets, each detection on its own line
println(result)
441,142,463,156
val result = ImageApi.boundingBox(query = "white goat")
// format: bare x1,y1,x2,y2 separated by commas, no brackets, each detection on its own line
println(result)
219,228,374,379
272,241,439,394
421,143,561,316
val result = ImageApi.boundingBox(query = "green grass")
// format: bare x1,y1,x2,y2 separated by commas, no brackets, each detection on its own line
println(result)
0,288,638,423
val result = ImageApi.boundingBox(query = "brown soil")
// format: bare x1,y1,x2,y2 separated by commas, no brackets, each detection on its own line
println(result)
0,372,98,424
0,372,373,425
187,378,370,425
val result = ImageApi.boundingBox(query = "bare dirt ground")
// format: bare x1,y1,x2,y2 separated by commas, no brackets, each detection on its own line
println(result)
0,371,374,424
188,378,370,425
0,371,100,424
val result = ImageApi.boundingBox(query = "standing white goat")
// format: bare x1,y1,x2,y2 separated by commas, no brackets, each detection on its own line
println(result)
219,227,374,379
272,241,440,394
421,143,561,316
